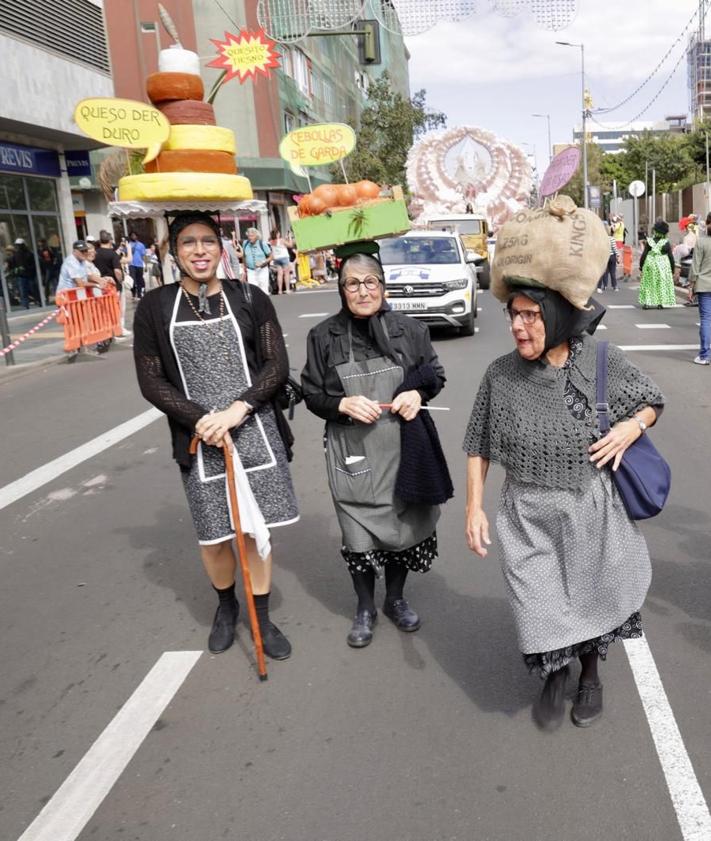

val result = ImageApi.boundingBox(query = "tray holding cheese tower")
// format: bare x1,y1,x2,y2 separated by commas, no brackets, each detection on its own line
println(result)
115,46,254,206
288,182,410,253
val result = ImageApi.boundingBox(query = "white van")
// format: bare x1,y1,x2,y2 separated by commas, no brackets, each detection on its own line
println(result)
379,231,478,336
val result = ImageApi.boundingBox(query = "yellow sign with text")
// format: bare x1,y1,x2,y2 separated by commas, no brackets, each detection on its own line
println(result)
73,98,171,164
279,123,356,167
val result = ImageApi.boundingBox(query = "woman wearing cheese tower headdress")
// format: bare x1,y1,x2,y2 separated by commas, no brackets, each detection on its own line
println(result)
133,211,299,660
463,197,665,731
301,240,453,649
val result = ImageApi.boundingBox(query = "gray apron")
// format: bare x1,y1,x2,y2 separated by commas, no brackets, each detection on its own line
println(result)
325,322,439,553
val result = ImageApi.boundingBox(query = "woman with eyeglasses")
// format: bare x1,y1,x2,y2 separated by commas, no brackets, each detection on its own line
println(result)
301,242,453,648
463,201,664,731
132,211,298,660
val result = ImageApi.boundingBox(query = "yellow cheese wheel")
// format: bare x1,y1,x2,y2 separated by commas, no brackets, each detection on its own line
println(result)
146,72,204,104
118,172,253,202
165,125,236,154
144,150,237,174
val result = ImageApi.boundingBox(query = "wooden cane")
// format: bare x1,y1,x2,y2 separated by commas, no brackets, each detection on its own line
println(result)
190,436,268,681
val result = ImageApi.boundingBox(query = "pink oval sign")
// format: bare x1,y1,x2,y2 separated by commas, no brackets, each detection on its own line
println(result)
539,146,581,198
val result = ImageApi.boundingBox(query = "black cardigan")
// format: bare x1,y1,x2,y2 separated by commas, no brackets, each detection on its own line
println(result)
133,281,290,467
301,309,446,422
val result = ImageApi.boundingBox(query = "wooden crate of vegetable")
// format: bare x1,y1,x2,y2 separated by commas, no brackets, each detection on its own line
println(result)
288,183,410,253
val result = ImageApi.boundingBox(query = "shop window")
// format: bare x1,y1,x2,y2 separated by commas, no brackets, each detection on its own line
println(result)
26,178,58,213
0,174,27,211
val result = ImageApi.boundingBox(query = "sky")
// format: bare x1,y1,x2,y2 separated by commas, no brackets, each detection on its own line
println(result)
404,0,702,177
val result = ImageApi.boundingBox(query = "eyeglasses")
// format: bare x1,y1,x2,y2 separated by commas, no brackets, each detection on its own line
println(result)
177,236,220,251
341,275,381,293
503,306,542,325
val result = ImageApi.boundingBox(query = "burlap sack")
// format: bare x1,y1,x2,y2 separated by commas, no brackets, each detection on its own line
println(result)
491,195,610,309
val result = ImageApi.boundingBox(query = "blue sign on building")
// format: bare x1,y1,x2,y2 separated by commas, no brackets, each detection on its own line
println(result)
64,150,92,177
0,141,61,178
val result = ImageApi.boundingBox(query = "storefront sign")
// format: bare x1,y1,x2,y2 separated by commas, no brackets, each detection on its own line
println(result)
65,150,92,177
0,141,60,177
208,29,281,84
73,98,171,164
279,123,356,167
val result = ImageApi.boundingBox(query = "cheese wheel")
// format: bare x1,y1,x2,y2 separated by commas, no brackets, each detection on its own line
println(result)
165,125,236,154
144,150,237,174
158,47,200,75
118,172,253,202
146,72,204,104
158,100,216,126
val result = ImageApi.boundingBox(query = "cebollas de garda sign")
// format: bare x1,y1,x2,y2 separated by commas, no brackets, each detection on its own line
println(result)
279,123,356,168
73,98,171,164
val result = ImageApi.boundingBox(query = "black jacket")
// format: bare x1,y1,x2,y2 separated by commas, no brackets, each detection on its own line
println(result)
133,281,290,467
301,309,446,422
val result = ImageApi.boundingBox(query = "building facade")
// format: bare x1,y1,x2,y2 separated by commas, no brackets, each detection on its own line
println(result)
0,0,114,312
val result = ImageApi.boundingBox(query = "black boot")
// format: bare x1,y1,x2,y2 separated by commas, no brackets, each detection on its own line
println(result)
571,683,604,727
347,609,377,647
383,564,420,631
208,583,239,654
532,665,569,732
254,592,292,660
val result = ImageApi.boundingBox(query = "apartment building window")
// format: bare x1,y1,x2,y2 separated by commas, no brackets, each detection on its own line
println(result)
281,46,294,78
284,112,295,135
292,49,312,97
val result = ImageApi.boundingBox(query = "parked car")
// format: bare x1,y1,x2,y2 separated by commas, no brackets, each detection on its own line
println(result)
379,231,478,336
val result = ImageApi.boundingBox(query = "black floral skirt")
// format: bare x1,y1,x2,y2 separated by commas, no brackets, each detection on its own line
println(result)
342,532,437,577
524,612,643,680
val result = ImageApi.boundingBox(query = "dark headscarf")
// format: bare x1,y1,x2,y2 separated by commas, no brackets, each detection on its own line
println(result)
653,220,669,237
508,286,605,355
168,211,223,314
336,241,397,364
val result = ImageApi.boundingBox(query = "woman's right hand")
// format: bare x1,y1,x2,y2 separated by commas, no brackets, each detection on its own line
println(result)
338,395,382,424
465,507,491,557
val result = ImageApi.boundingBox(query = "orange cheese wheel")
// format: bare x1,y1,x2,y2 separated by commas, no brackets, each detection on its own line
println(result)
158,100,216,125
144,150,237,175
146,72,204,104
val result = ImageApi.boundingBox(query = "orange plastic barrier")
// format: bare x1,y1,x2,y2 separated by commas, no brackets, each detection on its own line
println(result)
622,245,633,278
55,286,122,351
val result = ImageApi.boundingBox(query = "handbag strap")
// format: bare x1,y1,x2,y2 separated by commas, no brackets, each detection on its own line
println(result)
595,340,611,434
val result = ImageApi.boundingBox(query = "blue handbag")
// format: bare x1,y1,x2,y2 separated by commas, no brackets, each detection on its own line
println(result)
595,341,671,520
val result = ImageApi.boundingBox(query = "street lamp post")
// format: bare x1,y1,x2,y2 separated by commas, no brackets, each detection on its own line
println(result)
532,113,552,163
556,40,588,209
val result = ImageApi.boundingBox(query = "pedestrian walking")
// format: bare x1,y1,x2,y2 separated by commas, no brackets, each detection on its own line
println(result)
128,231,146,299
217,229,242,281
688,212,711,365
133,211,298,659
464,198,665,731
612,215,626,249
242,228,272,294
93,230,131,337
639,221,676,309
269,228,293,294
9,238,38,309
301,242,453,648
597,234,618,293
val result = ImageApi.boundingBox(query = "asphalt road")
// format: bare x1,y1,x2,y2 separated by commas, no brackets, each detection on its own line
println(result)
1,283,709,841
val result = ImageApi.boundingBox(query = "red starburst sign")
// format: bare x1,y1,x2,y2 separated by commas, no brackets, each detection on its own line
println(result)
207,30,281,84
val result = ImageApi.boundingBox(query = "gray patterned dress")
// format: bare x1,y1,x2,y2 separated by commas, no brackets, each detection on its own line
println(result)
170,288,298,545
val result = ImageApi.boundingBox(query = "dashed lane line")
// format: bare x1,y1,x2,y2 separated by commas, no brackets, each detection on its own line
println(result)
17,651,202,841
298,312,330,318
635,323,671,329
620,344,698,352
0,408,162,512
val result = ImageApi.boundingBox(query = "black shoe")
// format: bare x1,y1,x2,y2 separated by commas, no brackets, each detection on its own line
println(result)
347,609,377,648
532,666,569,732
260,621,292,660
571,682,603,727
208,599,239,654
383,598,421,632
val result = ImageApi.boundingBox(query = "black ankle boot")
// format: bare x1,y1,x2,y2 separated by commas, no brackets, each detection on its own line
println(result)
208,599,239,654
347,609,377,648
383,598,420,632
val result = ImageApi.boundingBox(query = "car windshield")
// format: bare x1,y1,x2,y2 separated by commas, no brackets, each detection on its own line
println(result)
430,219,482,235
380,236,460,265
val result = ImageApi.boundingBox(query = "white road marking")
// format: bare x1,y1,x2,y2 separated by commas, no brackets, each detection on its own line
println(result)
17,651,202,841
608,304,635,309
0,408,162,512
624,638,711,841
596,325,608,330
298,312,329,318
620,344,698,351
635,323,671,329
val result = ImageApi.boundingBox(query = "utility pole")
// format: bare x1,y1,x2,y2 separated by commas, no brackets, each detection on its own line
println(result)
557,41,588,208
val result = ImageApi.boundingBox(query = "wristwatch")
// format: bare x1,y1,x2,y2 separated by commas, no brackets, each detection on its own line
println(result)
632,415,647,433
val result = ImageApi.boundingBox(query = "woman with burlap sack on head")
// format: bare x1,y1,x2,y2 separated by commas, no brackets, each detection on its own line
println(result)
463,196,665,731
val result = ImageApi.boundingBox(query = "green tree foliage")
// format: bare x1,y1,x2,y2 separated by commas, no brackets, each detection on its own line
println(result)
338,73,446,186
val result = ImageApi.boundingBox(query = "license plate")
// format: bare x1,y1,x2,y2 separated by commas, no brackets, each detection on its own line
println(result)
389,301,428,311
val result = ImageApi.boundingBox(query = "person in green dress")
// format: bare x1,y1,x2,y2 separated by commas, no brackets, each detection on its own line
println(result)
638,221,676,309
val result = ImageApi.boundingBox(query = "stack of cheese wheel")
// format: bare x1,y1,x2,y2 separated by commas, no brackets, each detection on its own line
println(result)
118,47,253,202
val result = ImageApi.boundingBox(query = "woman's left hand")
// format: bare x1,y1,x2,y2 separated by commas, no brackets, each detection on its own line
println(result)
196,402,250,447
588,419,642,471
390,390,422,422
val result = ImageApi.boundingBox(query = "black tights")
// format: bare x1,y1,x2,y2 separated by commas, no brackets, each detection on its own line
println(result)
579,651,600,685
350,563,409,612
